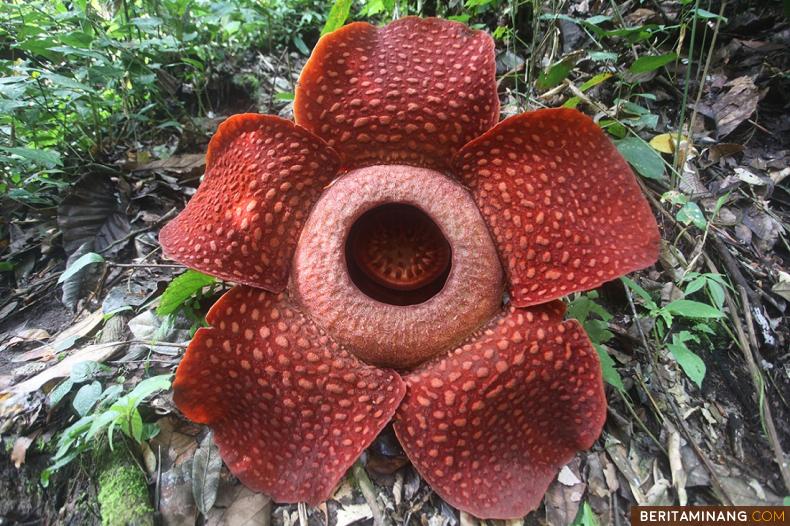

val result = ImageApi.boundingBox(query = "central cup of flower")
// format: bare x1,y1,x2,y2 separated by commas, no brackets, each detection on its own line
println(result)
291,164,505,370
347,203,452,305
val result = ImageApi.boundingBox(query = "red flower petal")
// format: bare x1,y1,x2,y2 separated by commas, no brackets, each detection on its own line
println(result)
294,17,499,170
159,114,340,291
393,302,606,519
454,108,660,307
174,286,405,504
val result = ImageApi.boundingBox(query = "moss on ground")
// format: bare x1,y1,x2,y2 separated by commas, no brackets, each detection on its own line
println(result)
97,449,154,526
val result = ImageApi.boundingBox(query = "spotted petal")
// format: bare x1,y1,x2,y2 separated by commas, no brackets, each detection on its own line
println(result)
295,17,499,170
393,302,606,519
160,114,341,292
174,286,405,504
454,108,660,307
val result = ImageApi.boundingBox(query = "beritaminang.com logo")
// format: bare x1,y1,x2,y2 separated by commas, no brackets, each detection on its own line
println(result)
631,506,788,526
641,509,748,522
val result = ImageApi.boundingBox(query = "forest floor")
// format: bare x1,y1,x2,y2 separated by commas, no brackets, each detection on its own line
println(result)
1,1,789,525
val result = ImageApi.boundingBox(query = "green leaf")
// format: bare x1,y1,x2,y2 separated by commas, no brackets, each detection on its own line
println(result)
447,14,470,23
629,53,677,73
572,501,600,526
86,409,119,440
275,91,295,101
156,270,215,316
585,15,612,25
131,16,163,32
707,281,725,310
579,72,614,91
693,8,727,21
49,378,75,406
72,381,102,416
40,72,92,91
99,384,124,406
47,46,106,61
128,408,144,442
321,0,352,36
664,299,723,319
58,252,105,284
585,319,614,345
292,35,310,55
41,449,81,487
0,146,63,169
465,0,495,7
70,360,102,382
595,345,624,391
588,51,618,62
600,120,627,139
677,201,706,229
126,374,172,406
141,422,161,441
667,335,706,388
684,276,707,296
536,52,582,91
621,276,658,310
615,137,666,180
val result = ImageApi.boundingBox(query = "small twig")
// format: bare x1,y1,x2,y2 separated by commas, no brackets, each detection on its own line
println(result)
155,444,162,513
686,0,727,145
108,262,183,269
536,81,568,100
74,340,188,356
564,80,616,118
353,462,386,526
617,389,668,455
747,118,773,136
711,235,758,303
297,502,308,526
99,207,177,254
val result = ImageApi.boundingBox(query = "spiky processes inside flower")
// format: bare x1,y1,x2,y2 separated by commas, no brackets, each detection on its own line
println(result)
346,204,452,306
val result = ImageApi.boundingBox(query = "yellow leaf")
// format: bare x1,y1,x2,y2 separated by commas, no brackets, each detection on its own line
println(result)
650,133,676,153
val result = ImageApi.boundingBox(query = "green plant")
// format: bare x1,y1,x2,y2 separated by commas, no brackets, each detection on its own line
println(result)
42,373,172,486
622,276,724,387
156,269,218,333
567,291,624,391
0,0,330,206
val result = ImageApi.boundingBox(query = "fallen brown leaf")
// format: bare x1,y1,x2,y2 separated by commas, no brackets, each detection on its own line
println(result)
712,76,759,138
11,435,35,468
9,341,124,394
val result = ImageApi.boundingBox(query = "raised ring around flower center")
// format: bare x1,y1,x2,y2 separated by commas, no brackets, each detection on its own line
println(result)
291,164,504,369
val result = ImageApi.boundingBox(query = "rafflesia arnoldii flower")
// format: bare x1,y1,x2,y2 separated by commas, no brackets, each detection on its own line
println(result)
160,17,659,519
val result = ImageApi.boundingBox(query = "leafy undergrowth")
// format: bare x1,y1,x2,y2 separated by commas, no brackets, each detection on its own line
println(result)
1,0,789,525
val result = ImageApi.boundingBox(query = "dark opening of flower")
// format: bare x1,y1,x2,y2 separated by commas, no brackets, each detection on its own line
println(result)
160,17,660,519
346,203,452,303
